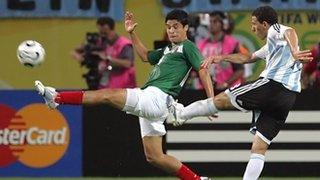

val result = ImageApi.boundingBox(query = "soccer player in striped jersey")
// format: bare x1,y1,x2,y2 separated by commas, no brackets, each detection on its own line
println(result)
169,6,313,180
35,9,213,180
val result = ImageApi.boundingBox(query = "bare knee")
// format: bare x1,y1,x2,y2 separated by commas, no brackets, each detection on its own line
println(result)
84,89,114,104
142,136,165,166
214,92,233,109
94,89,112,103
93,89,125,108
251,145,268,155
251,135,269,155
144,150,164,165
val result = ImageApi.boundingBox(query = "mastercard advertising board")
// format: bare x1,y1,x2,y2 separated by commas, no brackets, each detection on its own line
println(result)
0,90,82,176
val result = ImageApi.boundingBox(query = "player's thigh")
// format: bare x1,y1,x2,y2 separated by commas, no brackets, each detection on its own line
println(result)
254,110,288,144
251,134,269,154
225,78,271,112
251,89,295,145
139,116,167,138
124,87,171,119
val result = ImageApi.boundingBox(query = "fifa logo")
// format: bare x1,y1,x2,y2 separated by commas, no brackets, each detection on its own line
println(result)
0,103,69,168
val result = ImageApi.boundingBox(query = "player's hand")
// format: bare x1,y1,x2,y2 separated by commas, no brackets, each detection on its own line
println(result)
201,55,223,69
125,11,138,33
208,114,218,121
98,60,108,73
91,51,107,60
70,51,84,62
292,50,313,63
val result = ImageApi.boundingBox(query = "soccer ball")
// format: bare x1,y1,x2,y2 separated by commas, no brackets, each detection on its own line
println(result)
17,40,45,67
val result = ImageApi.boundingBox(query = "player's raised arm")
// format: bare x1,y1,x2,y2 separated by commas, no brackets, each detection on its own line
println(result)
124,11,149,62
284,28,313,63
199,67,214,98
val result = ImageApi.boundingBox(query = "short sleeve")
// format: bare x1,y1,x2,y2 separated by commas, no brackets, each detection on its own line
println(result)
147,48,164,65
118,45,134,62
253,45,268,60
279,25,291,40
272,24,292,40
183,42,204,71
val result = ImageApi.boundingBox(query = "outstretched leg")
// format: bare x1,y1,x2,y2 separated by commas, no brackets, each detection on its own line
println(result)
179,92,233,120
35,80,127,110
142,136,202,180
36,81,210,179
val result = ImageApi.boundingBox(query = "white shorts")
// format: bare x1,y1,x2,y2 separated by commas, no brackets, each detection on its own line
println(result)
123,86,174,137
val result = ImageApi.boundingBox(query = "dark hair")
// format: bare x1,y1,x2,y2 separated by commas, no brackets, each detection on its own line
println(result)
209,11,226,21
252,6,278,25
165,9,189,26
96,17,115,30
210,11,230,32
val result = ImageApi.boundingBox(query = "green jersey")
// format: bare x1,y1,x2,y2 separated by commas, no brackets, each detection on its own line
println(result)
142,39,203,98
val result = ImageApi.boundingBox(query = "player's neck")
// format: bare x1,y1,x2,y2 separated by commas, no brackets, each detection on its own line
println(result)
172,38,187,46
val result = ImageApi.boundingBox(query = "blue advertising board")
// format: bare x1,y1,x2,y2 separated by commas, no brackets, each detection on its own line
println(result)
0,0,124,20
0,90,82,177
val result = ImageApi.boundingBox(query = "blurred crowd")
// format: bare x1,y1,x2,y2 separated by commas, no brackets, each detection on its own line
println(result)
186,11,246,94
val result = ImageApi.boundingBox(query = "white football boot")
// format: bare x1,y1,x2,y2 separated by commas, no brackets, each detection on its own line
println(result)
167,100,188,126
35,80,59,109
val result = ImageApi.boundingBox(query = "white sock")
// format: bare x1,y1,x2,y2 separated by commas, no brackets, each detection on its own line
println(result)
243,153,265,180
180,98,218,120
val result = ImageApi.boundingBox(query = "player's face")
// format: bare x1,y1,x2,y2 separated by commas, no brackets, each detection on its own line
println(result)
209,16,223,34
97,24,111,37
166,20,188,44
251,16,268,40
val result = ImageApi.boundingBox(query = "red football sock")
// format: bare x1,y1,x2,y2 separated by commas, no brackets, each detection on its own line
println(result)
175,164,200,180
55,91,84,105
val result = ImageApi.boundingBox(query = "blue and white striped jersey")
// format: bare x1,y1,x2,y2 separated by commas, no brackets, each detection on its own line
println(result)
253,24,302,92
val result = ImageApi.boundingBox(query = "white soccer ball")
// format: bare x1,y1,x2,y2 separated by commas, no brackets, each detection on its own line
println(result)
17,40,45,67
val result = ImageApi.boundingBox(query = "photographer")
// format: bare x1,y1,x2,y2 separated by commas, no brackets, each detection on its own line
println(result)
71,17,136,89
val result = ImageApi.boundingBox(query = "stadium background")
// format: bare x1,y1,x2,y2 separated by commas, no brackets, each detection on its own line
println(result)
0,0,320,179
1,0,319,89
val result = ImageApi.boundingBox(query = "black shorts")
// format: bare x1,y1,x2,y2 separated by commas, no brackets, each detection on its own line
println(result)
225,78,297,144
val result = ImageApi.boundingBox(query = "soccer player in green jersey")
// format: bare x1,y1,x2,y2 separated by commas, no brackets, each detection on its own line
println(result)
35,9,213,180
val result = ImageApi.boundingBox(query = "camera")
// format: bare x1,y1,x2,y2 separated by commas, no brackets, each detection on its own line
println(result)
81,32,105,68
81,32,107,90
